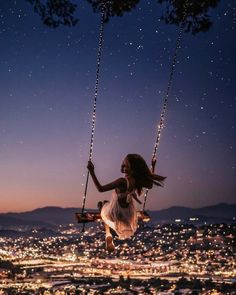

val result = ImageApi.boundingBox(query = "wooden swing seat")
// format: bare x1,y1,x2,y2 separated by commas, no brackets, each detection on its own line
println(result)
75,210,150,224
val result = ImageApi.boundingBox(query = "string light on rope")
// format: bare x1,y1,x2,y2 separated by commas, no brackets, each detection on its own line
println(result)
81,4,105,220
142,1,189,212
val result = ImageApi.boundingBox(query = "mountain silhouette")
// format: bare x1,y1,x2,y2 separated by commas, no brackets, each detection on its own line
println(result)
0,203,235,229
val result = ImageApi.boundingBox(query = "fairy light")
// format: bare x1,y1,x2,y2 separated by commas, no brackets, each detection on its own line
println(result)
143,1,188,211
81,3,105,218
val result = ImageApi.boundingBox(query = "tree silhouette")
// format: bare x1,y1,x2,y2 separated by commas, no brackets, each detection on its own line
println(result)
157,0,220,34
87,0,140,22
26,0,220,34
26,0,79,27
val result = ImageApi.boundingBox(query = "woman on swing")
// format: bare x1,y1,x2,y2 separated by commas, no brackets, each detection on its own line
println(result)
87,154,166,252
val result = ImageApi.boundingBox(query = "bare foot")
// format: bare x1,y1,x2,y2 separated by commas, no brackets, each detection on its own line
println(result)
106,236,115,252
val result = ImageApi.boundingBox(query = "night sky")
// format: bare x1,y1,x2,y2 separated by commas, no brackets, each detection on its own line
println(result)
0,1,235,213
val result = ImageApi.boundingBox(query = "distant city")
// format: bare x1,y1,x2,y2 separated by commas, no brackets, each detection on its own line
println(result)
0,203,235,294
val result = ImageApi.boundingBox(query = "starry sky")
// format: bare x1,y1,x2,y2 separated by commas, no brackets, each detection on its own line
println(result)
0,1,235,213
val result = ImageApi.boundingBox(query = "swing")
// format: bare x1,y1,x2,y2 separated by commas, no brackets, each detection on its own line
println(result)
75,2,188,228
75,210,150,224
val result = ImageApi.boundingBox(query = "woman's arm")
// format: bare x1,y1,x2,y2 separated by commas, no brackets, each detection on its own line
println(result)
87,160,126,192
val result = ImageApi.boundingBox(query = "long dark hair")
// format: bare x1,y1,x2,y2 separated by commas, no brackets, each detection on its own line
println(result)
125,154,165,195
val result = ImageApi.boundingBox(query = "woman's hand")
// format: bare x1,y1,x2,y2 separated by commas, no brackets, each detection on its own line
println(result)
151,157,157,173
87,160,95,173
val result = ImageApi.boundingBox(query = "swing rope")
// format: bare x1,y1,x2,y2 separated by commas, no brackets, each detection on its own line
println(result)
142,2,188,212
81,5,105,219
80,1,188,216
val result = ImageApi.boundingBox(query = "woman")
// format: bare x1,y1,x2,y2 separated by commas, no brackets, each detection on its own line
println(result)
87,154,166,252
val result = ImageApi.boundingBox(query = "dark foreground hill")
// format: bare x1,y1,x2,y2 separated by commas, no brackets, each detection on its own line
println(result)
0,203,235,229
0,207,79,229
148,203,236,224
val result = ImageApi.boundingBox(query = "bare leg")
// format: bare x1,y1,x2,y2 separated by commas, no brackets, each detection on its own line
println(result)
100,201,115,252
104,223,115,252
104,223,112,237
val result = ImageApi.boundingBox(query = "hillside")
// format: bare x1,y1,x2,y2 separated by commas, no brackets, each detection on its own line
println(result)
0,203,235,229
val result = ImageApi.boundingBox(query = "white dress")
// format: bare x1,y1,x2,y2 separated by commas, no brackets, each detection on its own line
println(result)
100,178,138,240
